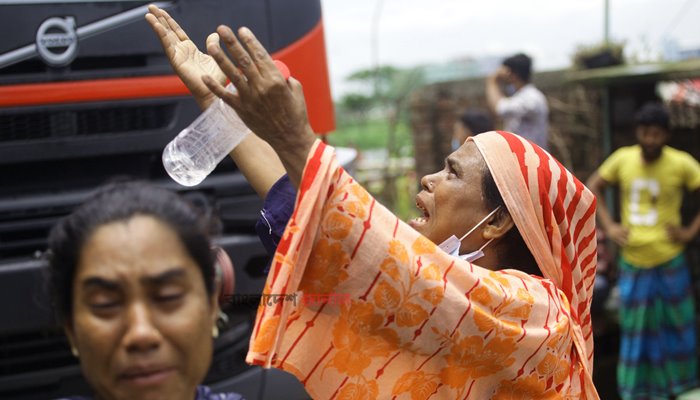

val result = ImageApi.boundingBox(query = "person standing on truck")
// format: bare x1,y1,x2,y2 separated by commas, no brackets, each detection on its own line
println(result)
587,102,700,400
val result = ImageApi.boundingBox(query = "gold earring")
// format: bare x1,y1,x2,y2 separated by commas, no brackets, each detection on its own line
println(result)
71,346,79,357
212,325,219,338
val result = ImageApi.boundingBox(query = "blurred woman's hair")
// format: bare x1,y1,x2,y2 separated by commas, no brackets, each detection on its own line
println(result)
458,110,494,135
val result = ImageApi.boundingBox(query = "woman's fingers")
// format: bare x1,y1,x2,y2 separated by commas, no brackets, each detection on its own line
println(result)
145,12,176,50
159,7,190,42
237,27,279,80
215,25,261,85
206,32,249,94
150,5,172,35
202,74,240,110
145,6,181,48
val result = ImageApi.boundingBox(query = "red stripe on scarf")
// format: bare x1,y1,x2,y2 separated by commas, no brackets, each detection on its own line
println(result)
499,131,529,187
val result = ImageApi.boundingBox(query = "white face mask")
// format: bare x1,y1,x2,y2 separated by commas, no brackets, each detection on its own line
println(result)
438,206,501,262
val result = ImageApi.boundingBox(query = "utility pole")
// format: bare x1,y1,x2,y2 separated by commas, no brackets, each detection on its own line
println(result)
371,0,385,99
602,0,612,158
602,0,615,218
604,0,610,45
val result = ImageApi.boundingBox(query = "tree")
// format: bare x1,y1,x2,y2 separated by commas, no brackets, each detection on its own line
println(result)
340,65,424,208
339,93,374,121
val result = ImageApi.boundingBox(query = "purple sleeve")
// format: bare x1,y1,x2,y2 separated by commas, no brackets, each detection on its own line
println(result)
254,174,297,273
57,386,244,400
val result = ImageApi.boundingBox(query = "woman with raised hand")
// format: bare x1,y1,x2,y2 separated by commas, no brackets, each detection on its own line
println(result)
201,24,600,399
146,5,600,398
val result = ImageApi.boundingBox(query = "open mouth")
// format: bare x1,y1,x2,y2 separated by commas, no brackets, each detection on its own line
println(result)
409,196,430,228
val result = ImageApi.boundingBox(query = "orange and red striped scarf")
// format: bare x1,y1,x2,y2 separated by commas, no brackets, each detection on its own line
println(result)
247,131,599,399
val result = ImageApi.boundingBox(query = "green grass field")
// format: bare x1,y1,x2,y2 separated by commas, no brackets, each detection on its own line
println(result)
326,117,418,221
326,118,413,156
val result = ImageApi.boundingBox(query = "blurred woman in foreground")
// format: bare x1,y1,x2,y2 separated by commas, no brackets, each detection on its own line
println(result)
48,182,242,400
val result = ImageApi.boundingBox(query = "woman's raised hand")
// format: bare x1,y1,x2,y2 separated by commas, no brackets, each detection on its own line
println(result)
202,25,315,186
145,5,226,109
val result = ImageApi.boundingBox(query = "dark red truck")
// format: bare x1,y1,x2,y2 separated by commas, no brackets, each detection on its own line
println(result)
0,1,334,398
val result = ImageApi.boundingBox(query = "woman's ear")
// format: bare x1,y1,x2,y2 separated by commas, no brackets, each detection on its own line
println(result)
482,209,515,240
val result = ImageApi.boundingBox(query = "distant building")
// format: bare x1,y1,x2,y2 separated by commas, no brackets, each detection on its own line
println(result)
419,55,503,84
662,37,700,62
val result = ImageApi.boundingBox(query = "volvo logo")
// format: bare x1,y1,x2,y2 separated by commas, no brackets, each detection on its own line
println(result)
36,17,78,67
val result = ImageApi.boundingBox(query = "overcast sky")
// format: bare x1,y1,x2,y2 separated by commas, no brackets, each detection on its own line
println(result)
319,0,700,99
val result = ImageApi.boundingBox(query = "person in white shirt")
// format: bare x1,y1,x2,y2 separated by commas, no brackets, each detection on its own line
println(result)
486,53,549,150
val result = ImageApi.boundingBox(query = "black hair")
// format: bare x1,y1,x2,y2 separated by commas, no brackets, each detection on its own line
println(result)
47,181,216,325
634,102,670,131
502,53,532,82
482,166,540,275
459,110,494,135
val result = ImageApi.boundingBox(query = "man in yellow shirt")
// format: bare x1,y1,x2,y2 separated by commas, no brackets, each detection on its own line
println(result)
588,102,700,400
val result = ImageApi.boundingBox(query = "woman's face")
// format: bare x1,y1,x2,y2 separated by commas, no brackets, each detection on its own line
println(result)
66,215,218,400
409,141,492,253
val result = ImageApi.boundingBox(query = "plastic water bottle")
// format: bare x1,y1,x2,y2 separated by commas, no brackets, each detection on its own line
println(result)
162,84,250,186
163,61,290,186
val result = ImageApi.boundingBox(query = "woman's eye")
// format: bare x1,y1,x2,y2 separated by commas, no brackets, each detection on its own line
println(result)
90,301,118,309
88,293,120,310
444,161,459,179
156,293,183,303
89,299,121,314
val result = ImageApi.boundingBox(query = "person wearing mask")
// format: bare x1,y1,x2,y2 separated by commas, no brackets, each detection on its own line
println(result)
201,22,601,400
486,53,549,150
147,7,600,397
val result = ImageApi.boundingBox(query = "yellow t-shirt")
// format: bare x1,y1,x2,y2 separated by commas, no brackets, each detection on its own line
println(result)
598,145,700,267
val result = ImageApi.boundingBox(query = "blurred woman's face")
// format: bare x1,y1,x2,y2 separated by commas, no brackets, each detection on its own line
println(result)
66,215,218,400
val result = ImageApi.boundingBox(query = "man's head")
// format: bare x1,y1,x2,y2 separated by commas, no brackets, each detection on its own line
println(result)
502,53,532,84
634,102,670,162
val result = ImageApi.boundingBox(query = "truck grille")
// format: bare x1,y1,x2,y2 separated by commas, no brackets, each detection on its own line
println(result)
0,202,74,257
0,330,75,378
0,104,175,142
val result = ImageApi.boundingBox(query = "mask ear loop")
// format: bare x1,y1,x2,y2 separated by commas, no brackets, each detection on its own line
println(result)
477,237,495,253
458,205,502,242
460,236,496,262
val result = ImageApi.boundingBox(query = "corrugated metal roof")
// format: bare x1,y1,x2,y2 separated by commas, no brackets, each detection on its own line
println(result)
566,58,700,86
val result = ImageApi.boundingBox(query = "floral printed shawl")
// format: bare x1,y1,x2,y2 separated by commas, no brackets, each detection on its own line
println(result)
246,131,599,399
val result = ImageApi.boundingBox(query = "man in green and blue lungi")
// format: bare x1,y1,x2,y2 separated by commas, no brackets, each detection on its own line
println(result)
588,102,700,399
